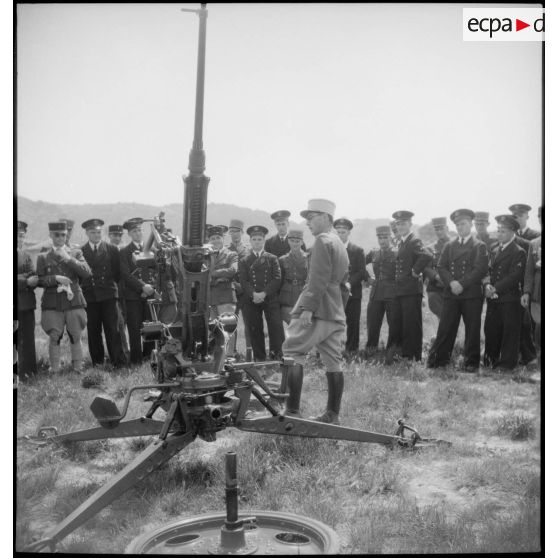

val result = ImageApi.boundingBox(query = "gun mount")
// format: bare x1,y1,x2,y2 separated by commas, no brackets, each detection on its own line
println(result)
23,4,450,552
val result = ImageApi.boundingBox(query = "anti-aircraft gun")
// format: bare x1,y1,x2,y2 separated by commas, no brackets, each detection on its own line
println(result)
24,4,449,552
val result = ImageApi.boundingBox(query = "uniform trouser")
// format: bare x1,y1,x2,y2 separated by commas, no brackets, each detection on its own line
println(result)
484,300,522,370
427,291,444,320
86,298,127,367
344,297,361,352
531,302,541,351
234,298,251,350
116,299,130,363
243,298,285,361
280,305,293,325
41,308,87,367
17,309,37,375
519,307,537,364
427,297,483,368
282,318,345,372
366,298,395,350
125,299,155,365
391,294,423,361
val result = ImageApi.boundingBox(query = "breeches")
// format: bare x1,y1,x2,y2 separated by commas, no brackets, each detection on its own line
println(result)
41,308,87,344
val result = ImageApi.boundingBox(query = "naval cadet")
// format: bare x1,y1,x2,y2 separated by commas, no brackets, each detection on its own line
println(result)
36,221,91,372
120,218,156,365
239,225,284,361
427,209,488,371
509,204,541,241
334,218,366,354
483,215,527,371
391,210,433,361
365,225,398,355
17,220,38,377
278,227,308,324
423,217,451,320
81,219,127,368
264,210,306,258
208,226,238,319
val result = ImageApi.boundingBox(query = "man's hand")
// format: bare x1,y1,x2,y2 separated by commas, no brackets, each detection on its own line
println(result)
142,284,155,296
55,275,71,286
300,310,313,327
521,293,530,308
484,284,496,299
450,280,463,295
252,292,265,304
55,246,71,261
26,275,39,288
411,270,420,279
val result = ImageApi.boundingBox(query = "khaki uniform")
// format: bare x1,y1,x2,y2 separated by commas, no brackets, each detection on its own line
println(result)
278,251,308,323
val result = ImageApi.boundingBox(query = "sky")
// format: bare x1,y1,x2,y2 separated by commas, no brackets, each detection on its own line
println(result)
16,3,542,225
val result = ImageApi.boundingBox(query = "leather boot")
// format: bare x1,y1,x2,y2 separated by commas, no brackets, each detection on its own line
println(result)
310,371,344,425
48,344,61,373
285,364,304,417
70,341,84,372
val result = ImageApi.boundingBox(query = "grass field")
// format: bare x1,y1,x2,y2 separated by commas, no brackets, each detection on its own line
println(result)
15,292,541,553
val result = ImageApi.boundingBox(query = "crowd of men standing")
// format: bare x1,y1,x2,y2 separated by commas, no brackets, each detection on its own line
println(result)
16,203,542,379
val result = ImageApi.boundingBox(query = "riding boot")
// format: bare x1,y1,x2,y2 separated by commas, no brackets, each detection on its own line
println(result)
48,344,61,373
70,341,84,372
285,364,304,417
310,371,344,424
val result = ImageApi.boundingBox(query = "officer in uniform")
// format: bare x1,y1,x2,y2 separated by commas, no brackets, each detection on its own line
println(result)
391,210,432,361
334,218,366,354
239,225,284,361
265,210,306,258
390,220,400,247
36,221,91,372
208,225,238,319
59,218,80,248
278,228,308,324
423,217,451,320
427,209,488,371
473,212,497,248
120,218,156,365
17,220,38,377
81,219,127,368
365,225,398,355
509,204,541,241
483,215,527,371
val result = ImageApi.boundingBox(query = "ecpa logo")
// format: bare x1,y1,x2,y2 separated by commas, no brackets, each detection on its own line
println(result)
463,8,544,42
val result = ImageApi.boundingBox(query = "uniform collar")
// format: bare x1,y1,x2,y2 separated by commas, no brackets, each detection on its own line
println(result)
89,241,101,251
500,236,515,251
252,250,263,258
400,232,412,243
457,234,472,244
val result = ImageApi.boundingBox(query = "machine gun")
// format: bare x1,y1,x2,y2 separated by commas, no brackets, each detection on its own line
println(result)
24,4,449,552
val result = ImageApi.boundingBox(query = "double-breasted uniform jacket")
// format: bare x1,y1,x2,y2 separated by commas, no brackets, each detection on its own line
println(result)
423,237,450,293
239,251,282,301
81,241,121,303
291,231,349,323
17,249,37,311
278,251,308,307
345,242,366,300
517,227,541,242
394,233,432,296
366,248,397,301
36,248,91,311
209,248,238,305
485,241,527,302
523,236,542,304
264,234,306,259
437,237,489,299
120,242,156,301
228,241,250,299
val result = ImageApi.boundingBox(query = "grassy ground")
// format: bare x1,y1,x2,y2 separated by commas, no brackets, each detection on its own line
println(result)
16,292,541,553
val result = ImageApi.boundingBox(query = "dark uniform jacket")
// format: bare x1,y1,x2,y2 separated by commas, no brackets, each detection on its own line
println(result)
517,227,540,241
476,231,498,250
366,248,396,301
345,242,366,299
228,241,250,298
423,237,450,293
36,248,91,310
394,233,432,296
524,237,541,304
120,242,156,301
81,241,121,303
239,251,282,300
264,234,306,258
485,241,526,303
17,249,37,311
278,251,308,307
210,248,238,305
438,237,488,299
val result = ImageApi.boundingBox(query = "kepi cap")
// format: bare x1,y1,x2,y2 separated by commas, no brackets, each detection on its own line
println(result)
474,211,490,222
333,218,353,230
431,217,447,227
450,209,475,223
270,210,291,221
49,221,68,232
246,225,269,237
59,218,74,229
376,225,391,236
108,224,124,234
509,204,532,215
287,227,304,240
300,199,336,219
82,218,104,231
229,219,244,231
392,210,414,222
495,214,520,232
18,220,28,232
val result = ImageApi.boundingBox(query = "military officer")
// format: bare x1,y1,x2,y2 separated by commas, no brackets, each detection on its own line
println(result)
473,212,497,249
239,225,284,361
17,220,38,377
108,224,125,247
423,217,451,320
278,228,308,324
120,218,156,365
281,199,349,424
36,221,91,372
509,204,541,241
208,225,238,319
334,218,366,354
227,219,251,353
59,218,81,248
264,210,306,258
365,225,398,355
427,209,488,371
390,220,400,247
483,215,527,371
391,210,433,361
81,219,127,368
